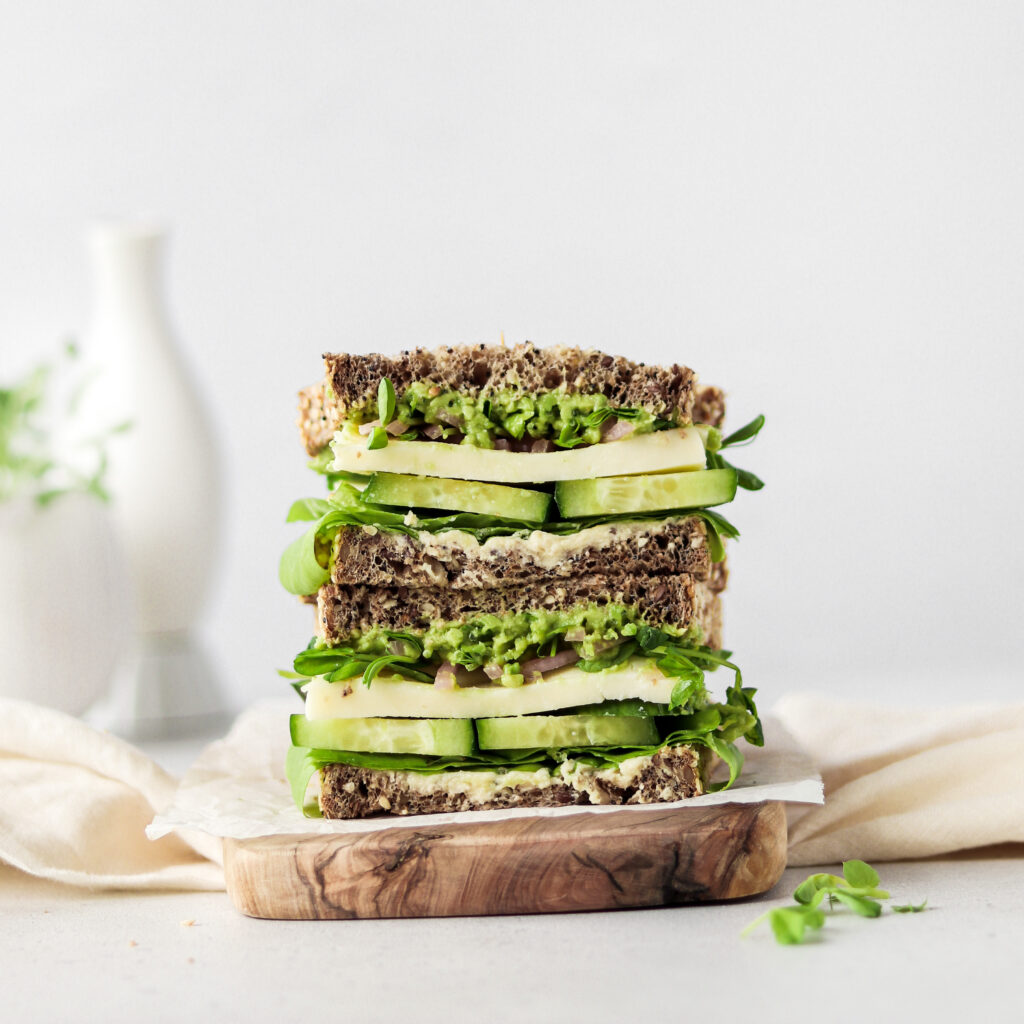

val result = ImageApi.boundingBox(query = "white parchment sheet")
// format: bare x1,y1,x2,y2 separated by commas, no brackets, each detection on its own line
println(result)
148,700,823,841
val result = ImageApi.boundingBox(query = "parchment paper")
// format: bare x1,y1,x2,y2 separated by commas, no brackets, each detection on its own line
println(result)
148,700,823,841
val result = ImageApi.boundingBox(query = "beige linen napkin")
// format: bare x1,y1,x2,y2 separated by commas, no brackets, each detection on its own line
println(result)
776,694,1024,867
0,698,224,890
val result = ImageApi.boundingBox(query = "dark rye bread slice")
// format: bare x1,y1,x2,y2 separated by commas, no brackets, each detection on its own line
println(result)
328,342,696,420
316,572,723,649
296,342,727,455
318,745,708,819
330,516,719,589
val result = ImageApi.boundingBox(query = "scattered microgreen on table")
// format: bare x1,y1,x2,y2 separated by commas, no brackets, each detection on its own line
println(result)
892,900,929,913
742,860,928,945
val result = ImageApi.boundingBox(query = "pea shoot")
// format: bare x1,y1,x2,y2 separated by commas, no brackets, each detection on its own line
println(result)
743,860,928,945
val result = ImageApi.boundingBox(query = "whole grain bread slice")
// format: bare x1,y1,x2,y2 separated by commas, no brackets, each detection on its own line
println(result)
316,572,722,649
318,745,708,819
327,342,696,418
297,342,726,455
330,516,721,589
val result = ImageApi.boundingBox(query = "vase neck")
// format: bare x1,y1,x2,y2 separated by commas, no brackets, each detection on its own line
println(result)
89,223,170,336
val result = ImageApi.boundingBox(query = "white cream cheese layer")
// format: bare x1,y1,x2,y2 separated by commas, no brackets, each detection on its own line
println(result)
400,768,555,801
327,758,697,807
414,517,698,571
304,658,675,720
328,426,705,483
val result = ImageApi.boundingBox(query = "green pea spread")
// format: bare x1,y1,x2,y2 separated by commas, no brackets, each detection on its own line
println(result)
351,383,661,448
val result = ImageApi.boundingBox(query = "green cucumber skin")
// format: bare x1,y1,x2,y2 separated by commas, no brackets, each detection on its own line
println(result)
362,472,551,522
290,715,476,756
476,714,659,750
554,468,738,518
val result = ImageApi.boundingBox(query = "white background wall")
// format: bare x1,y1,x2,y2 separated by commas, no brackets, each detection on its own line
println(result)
2,2,1021,710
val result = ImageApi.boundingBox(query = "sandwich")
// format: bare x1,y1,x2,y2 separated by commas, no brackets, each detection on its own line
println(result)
281,341,764,819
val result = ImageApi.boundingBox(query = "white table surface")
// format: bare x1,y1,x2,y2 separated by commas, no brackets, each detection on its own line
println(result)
3,797,1023,1023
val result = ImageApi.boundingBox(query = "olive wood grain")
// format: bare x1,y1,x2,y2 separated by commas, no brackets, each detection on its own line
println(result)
223,800,787,919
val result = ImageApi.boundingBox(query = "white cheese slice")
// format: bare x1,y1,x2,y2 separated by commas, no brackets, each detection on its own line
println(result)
303,658,676,720
328,426,706,483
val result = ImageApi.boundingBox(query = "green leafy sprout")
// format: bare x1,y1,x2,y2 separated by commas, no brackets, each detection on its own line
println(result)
742,860,928,945
892,900,928,913
377,377,396,426
0,342,130,506
703,414,765,491
364,378,398,451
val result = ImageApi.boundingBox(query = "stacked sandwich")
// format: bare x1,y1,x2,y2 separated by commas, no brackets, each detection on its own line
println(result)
281,342,764,818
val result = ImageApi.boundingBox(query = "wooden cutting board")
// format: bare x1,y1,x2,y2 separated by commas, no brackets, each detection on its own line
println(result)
223,800,786,919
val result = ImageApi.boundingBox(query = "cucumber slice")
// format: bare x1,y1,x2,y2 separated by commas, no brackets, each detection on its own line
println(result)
555,468,737,518
362,472,551,522
476,713,659,750
290,715,476,756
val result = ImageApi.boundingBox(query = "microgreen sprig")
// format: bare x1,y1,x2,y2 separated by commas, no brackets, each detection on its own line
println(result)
377,377,396,426
705,413,765,491
743,860,927,945
364,378,398,451
366,426,389,450
892,900,928,913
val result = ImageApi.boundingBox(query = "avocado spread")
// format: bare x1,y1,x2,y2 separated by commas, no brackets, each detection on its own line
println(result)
345,602,698,677
350,383,663,448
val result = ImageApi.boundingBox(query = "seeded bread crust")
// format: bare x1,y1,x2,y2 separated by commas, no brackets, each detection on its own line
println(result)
298,383,335,456
693,384,726,429
297,343,726,455
329,516,716,589
318,745,708,819
316,573,722,649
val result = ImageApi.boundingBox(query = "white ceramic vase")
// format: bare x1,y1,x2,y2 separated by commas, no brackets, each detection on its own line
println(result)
82,222,231,738
0,494,130,714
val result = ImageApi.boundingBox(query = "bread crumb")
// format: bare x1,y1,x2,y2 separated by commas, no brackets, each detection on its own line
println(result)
128,940,138,948
180,919,196,927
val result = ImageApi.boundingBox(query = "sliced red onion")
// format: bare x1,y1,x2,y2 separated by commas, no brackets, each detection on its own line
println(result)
437,410,462,427
592,638,625,655
525,670,544,684
520,648,581,676
530,438,555,453
357,420,381,436
434,661,456,689
563,627,586,643
493,438,511,451
422,423,444,440
385,419,407,436
601,418,635,442
483,662,504,679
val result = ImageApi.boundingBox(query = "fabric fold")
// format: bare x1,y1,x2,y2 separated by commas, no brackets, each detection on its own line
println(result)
776,694,1024,867
0,698,224,890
